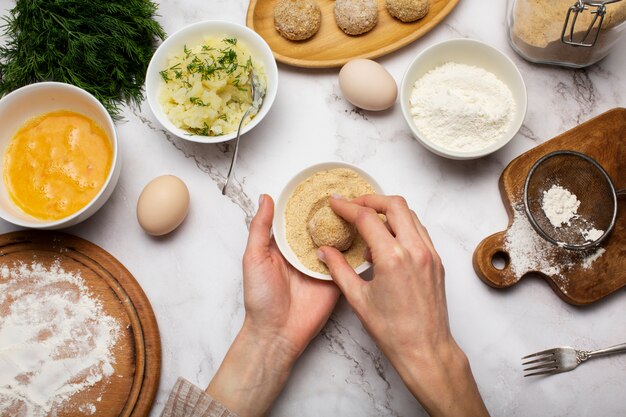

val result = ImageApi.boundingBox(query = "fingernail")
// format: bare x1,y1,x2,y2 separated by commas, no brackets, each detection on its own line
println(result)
317,248,326,263
331,193,344,200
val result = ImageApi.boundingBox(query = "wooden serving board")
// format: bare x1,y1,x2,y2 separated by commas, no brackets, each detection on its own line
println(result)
473,108,626,306
0,231,160,416
247,0,460,68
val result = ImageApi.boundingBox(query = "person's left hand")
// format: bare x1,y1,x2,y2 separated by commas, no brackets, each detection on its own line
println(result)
206,194,339,417
242,194,340,359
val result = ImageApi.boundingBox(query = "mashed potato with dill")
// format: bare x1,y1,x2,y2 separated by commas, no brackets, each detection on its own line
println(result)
158,36,266,137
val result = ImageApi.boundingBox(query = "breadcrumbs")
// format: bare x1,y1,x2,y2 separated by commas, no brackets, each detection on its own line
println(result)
286,168,375,274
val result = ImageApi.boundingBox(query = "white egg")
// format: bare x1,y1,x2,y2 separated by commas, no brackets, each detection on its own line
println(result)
338,59,398,111
137,175,190,236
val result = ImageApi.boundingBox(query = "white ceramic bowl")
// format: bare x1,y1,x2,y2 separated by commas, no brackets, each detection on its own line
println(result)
146,20,278,143
0,82,121,229
273,162,384,280
400,38,527,160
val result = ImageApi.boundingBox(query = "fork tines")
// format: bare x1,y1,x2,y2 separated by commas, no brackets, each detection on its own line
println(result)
522,349,559,377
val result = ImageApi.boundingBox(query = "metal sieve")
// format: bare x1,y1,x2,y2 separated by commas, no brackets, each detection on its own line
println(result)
524,150,625,251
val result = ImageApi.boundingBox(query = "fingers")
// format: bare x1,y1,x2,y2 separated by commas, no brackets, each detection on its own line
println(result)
329,197,395,248
317,246,364,302
349,194,440,261
245,194,274,260
330,193,442,276
351,195,421,243
409,211,445,277
409,210,437,256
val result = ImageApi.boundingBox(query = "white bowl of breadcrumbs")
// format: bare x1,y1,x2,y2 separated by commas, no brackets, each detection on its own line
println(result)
273,161,384,281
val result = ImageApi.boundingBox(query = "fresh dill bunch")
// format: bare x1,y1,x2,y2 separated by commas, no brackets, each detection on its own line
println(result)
0,0,166,120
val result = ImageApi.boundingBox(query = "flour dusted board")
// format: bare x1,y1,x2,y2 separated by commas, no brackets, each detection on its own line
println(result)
0,231,160,416
473,108,626,305
246,0,460,68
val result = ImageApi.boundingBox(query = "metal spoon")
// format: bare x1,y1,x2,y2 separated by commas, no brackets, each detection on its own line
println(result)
222,68,265,195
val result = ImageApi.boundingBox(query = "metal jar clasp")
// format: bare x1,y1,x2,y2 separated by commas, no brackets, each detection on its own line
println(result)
561,0,622,47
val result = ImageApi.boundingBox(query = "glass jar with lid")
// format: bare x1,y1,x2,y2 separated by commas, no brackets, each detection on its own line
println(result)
507,0,626,68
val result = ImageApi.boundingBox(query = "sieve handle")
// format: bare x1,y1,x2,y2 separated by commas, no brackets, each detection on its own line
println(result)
617,188,626,197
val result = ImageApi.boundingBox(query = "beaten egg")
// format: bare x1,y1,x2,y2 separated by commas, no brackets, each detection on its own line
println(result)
137,175,190,236
3,110,113,221
338,59,398,111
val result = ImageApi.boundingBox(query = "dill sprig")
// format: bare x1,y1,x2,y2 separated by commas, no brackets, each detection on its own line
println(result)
0,0,166,120
159,38,251,85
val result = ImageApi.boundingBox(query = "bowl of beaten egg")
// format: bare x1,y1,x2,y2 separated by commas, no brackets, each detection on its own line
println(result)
0,82,120,229
146,20,278,143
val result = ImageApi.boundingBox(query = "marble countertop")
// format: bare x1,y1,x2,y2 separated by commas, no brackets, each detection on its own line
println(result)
1,1,625,416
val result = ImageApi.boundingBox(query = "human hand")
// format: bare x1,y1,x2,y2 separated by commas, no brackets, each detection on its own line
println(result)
206,194,339,417
241,193,340,359
318,194,488,417
317,194,451,363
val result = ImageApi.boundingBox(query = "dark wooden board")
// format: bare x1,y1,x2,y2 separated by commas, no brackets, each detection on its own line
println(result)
473,108,626,305
0,231,160,416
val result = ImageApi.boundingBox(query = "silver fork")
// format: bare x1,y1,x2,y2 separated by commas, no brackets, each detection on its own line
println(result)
522,342,626,377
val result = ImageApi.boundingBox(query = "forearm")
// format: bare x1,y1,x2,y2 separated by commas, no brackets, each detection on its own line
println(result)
390,342,489,417
205,321,297,417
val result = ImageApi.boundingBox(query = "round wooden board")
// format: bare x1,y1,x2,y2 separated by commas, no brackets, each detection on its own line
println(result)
0,231,160,416
247,0,460,68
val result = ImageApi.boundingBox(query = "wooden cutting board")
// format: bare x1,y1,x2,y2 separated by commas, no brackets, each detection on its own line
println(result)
246,0,460,68
473,108,626,306
0,231,160,416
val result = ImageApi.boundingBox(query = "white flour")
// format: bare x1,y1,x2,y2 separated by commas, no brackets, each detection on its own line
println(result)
409,62,515,152
582,227,604,242
541,185,605,243
505,208,561,279
504,206,607,292
542,185,580,227
0,262,120,417
583,248,606,269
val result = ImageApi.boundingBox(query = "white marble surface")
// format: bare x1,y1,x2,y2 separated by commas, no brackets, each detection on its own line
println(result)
1,0,626,416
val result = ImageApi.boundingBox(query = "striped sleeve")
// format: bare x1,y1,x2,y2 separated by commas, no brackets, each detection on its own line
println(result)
161,378,240,417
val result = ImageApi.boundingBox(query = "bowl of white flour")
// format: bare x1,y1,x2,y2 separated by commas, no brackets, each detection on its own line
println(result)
400,38,527,160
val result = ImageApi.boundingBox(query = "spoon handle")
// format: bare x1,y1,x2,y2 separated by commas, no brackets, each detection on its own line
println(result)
222,106,252,195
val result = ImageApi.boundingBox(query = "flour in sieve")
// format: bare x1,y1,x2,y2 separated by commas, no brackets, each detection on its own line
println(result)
582,227,604,242
541,184,605,242
542,185,580,228
409,62,515,152
0,261,120,417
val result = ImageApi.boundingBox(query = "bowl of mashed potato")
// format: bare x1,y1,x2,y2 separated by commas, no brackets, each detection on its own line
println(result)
146,20,278,143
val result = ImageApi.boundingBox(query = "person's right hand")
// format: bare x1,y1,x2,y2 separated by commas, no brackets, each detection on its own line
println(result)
317,194,489,417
